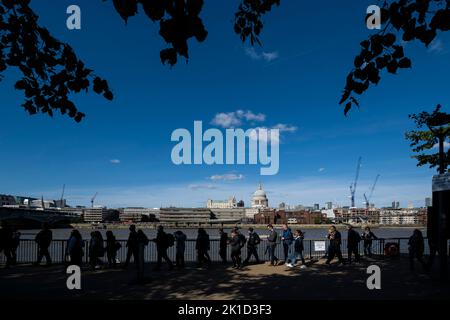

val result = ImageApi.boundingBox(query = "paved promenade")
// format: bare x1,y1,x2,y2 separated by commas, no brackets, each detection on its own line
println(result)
1,256,449,300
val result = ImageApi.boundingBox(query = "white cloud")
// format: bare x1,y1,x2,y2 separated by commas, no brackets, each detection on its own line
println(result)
236,110,266,122
262,52,279,62
272,123,298,133
110,159,121,164
318,168,325,172
428,38,444,54
209,174,244,181
188,184,217,190
249,127,280,145
211,110,266,128
433,141,450,149
245,47,279,62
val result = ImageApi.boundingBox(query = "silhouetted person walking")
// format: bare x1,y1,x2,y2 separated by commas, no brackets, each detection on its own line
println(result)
326,226,344,265
0,221,13,268
89,231,105,270
281,223,294,264
229,230,243,269
219,228,228,264
67,229,83,266
267,224,279,266
123,224,138,269
106,230,121,268
347,225,361,264
196,228,211,268
11,230,21,265
244,227,260,264
174,230,187,269
34,223,52,266
361,226,377,257
408,229,428,272
153,225,173,271
137,229,149,281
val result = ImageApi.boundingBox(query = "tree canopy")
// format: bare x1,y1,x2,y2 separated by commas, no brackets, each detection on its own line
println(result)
0,0,280,121
340,0,450,115
405,104,450,173
2,0,450,121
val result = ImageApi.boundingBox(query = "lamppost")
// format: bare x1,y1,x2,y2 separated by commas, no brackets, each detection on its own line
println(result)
427,113,450,281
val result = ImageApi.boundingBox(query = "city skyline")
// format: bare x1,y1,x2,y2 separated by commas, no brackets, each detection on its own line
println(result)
1,0,448,209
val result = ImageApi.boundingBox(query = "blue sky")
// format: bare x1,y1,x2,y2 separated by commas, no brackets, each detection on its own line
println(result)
0,0,449,208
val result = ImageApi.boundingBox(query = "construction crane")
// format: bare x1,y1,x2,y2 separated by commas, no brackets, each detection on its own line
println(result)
349,157,362,208
91,192,98,208
60,184,65,207
364,174,380,209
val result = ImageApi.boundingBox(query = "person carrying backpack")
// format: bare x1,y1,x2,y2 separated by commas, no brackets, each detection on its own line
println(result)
196,228,211,268
174,231,187,269
152,225,173,271
34,223,53,266
106,230,120,268
347,225,361,264
244,227,260,264
229,230,243,269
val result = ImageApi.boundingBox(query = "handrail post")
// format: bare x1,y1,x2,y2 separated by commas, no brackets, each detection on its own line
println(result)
309,240,312,260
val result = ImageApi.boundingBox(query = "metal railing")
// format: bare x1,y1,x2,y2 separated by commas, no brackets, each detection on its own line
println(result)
1,237,438,265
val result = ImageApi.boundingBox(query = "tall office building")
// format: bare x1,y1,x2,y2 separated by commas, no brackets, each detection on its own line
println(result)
425,197,432,207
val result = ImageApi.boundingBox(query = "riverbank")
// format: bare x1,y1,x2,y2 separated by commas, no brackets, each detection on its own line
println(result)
70,223,425,231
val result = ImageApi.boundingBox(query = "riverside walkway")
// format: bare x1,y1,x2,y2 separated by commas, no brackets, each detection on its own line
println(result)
1,256,449,300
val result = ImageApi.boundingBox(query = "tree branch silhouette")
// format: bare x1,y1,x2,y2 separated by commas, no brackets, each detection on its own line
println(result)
1,0,280,121
0,0,112,122
340,0,450,115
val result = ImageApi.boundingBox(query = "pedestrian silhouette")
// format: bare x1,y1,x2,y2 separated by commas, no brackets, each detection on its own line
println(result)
123,224,138,269
287,229,306,268
347,225,361,264
137,229,150,281
0,221,14,268
67,229,83,267
325,226,345,265
196,228,211,268
89,231,105,270
34,223,53,266
361,226,378,257
174,230,187,269
152,225,173,271
219,228,228,264
281,224,294,265
408,229,428,272
267,224,279,266
11,229,21,265
106,230,121,268
244,227,261,265
229,230,244,269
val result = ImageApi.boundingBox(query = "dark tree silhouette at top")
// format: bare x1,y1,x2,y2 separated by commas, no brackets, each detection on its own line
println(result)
340,0,450,115
405,105,450,173
0,0,280,121
0,0,113,122
107,0,280,65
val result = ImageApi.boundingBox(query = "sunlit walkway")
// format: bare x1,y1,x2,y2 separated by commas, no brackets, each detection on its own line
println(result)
1,256,449,300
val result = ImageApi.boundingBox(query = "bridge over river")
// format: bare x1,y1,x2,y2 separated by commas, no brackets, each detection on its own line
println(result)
0,207,80,229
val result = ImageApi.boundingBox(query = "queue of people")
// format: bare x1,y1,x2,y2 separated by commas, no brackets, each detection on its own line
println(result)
0,222,439,274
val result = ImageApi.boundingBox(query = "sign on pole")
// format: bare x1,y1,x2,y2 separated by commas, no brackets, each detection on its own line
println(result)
314,241,326,252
